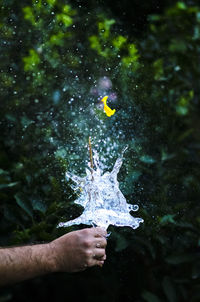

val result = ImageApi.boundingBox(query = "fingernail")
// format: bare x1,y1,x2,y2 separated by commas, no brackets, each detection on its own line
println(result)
100,261,104,267
103,232,111,239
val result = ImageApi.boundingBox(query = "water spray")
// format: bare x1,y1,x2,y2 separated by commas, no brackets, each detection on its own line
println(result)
57,140,144,230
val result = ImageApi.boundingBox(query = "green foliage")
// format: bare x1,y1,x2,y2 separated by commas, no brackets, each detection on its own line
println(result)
89,16,140,71
23,49,40,71
0,0,200,301
142,291,161,302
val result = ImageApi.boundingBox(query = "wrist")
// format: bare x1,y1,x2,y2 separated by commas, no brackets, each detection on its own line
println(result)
36,243,58,274
46,242,59,273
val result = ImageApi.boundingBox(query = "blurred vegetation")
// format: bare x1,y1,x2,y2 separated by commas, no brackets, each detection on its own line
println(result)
0,0,200,301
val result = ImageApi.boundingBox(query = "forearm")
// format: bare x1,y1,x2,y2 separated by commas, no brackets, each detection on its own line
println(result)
0,228,107,286
0,244,54,286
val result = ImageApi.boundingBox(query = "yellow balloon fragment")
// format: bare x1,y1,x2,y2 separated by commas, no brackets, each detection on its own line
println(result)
101,95,116,117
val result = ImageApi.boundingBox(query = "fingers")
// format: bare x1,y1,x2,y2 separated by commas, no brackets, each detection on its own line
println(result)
92,228,107,265
94,237,107,249
93,227,107,238
90,243,107,267
79,227,108,270
91,256,106,268
96,260,105,267
93,248,106,260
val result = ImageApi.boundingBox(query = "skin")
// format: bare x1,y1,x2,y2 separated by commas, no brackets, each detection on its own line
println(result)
0,227,107,287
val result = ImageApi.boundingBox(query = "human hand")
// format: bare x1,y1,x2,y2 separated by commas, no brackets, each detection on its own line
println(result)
49,227,107,273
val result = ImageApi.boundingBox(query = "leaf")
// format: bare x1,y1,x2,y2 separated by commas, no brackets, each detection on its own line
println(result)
176,105,188,115
0,169,9,175
23,6,36,26
54,148,67,159
46,0,56,6
159,214,176,225
153,58,164,81
62,4,72,14
162,276,177,302
161,150,175,161
169,39,187,53
89,35,102,54
15,193,33,218
23,49,40,71
176,2,187,10
148,14,161,21
49,32,65,46
56,14,73,27
114,233,129,252
98,19,115,39
21,116,34,128
112,35,127,50
31,199,47,213
140,155,156,164
122,43,140,69
5,114,17,122
165,253,199,265
142,290,161,302
0,182,19,189
130,170,142,181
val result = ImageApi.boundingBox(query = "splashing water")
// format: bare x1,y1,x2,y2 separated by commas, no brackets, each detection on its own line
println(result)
57,148,144,230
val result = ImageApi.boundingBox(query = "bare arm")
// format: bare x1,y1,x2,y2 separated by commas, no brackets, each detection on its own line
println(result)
0,227,107,286
0,243,53,286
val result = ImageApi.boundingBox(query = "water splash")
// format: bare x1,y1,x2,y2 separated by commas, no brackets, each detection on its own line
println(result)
57,148,144,230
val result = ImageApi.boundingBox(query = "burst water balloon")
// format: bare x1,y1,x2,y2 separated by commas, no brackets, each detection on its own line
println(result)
57,147,144,230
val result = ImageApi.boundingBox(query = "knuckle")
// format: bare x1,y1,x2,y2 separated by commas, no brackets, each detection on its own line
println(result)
99,238,107,248
103,238,107,246
74,231,82,242
83,239,92,248
97,227,107,237
84,249,92,259
85,259,92,267
82,228,91,236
